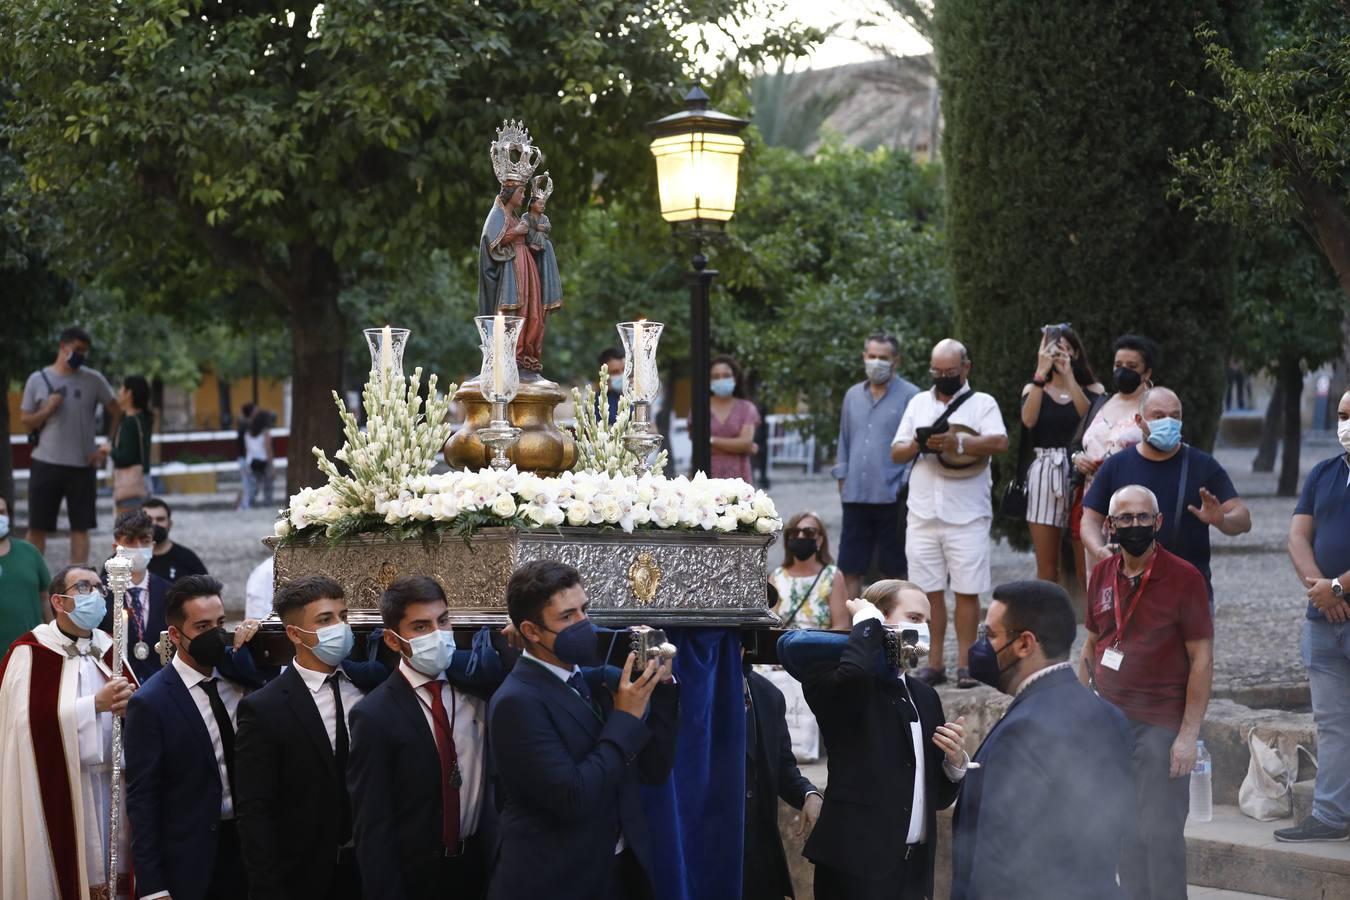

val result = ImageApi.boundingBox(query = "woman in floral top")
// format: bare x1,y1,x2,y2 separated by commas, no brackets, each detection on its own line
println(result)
769,511,849,629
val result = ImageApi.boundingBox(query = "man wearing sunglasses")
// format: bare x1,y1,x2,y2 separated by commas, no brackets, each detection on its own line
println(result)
1079,485,1213,900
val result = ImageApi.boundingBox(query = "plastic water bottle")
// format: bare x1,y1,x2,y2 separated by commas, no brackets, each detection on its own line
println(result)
1189,740,1213,823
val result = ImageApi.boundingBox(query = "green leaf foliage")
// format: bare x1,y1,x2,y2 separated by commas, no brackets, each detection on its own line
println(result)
934,0,1254,466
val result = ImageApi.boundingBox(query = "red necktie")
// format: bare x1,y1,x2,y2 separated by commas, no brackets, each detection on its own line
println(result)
422,682,461,852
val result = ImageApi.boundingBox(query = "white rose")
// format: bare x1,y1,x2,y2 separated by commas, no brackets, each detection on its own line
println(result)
274,518,292,537
658,506,681,528
491,493,518,518
630,504,653,527
734,503,758,525
755,516,780,534
599,499,624,524
566,501,592,526
714,513,738,532
752,494,777,517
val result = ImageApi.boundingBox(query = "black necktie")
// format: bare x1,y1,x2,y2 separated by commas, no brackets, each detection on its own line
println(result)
327,674,352,843
199,678,236,795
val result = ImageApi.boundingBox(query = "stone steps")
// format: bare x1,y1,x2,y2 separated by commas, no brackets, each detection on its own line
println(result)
1186,805,1350,899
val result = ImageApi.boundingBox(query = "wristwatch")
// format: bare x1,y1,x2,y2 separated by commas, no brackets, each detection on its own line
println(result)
957,434,966,456
1333,578,1344,598
1032,374,1048,387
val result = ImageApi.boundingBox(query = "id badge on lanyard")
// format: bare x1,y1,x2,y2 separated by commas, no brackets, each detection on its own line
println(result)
1104,553,1156,673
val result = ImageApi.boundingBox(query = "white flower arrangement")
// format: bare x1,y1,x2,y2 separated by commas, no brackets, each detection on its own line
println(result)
275,360,781,543
570,369,669,477
277,467,781,541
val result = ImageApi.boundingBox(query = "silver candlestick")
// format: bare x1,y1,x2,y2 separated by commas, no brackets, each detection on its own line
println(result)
103,547,135,894
479,399,521,470
623,400,664,476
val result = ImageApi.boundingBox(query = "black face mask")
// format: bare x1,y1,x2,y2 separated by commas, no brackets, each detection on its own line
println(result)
933,374,963,397
187,626,230,668
152,525,169,545
1112,367,1142,394
786,537,818,562
1113,524,1156,557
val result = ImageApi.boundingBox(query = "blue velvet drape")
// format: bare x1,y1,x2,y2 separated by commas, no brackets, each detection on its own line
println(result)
641,627,746,900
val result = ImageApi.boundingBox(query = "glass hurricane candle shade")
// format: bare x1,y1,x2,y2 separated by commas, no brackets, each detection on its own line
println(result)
363,327,412,377
475,315,525,403
618,320,664,404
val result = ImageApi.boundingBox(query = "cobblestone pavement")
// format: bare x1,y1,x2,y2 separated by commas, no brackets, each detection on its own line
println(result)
21,437,1338,702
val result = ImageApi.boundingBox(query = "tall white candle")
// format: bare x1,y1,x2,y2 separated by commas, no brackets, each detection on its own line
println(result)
493,312,506,396
380,325,393,373
633,320,645,397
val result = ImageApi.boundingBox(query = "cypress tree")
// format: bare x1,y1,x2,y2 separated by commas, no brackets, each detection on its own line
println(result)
935,1,1254,455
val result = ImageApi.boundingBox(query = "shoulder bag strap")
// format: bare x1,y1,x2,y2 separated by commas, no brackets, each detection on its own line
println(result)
1170,445,1190,547
931,388,976,431
781,567,829,627
1069,391,1109,456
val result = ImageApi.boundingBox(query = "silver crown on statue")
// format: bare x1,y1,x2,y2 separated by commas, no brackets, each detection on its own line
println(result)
491,120,544,186
531,171,554,204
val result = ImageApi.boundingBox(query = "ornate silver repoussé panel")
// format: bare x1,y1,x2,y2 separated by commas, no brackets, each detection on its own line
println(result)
267,528,779,627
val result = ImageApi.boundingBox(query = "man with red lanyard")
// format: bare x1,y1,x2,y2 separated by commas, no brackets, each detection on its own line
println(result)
1079,484,1213,900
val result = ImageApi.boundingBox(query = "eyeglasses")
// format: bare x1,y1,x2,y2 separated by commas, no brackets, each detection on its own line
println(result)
63,581,106,597
977,623,1022,644
929,367,963,379
786,527,820,539
1109,513,1157,527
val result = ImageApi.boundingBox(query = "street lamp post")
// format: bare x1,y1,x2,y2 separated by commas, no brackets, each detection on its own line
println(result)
649,86,748,476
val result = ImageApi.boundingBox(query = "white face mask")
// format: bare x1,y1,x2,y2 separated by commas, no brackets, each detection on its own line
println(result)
118,545,154,573
1339,418,1350,454
396,629,454,676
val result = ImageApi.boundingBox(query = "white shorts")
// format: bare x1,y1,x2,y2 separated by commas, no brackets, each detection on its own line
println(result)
905,515,992,595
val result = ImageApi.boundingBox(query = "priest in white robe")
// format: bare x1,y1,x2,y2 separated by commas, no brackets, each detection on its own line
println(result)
0,564,137,900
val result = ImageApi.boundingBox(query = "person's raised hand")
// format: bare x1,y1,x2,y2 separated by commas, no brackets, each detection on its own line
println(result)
233,619,261,650
933,716,968,769
845,597,881,622
1035,337,1056,380
1187,487,1224,527
96,677,134,716
500,621,524,650
798,792,823,838
613,652,660,719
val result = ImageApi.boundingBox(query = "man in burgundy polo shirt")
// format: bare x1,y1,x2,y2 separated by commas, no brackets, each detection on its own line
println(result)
1079,484,1214,900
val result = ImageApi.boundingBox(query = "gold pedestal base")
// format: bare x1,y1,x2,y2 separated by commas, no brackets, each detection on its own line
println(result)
444,376,576,474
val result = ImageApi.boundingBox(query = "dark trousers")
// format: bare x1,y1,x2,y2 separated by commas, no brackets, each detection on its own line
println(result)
1120,720,1191,900
606,848,654,900
814,859,927,900
206,819,248,900
838,501,908,579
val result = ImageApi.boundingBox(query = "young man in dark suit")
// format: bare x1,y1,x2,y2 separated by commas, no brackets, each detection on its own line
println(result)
743,645,822,900
234,575,366,900
123,575,261,900
99,509,172,684
347,576,496,900
953,580,1134,900
487,560,680,900
778,579,969,900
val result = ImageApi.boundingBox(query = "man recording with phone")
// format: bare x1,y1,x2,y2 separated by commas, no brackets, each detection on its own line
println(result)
891,338,1008,689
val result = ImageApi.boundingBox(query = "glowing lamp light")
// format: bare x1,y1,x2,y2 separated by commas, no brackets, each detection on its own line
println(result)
648,86,748,225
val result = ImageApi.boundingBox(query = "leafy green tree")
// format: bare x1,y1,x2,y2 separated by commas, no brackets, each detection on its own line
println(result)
1,0,811,493
934,0,1254,467
1231,225,1343,495
1172,1,1350,301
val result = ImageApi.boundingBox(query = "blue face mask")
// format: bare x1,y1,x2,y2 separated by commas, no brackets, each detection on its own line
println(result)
64,591,107,632
541,618,599,667
296,622,355,667
396,629,454,676
967,631,1021,693
609,375,625,394
0,514,9,540
710,378,736,398
1145,417,1183,452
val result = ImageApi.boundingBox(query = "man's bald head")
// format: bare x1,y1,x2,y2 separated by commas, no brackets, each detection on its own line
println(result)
932,338,969,366
1138,386,1182,420
1108,484,1160,516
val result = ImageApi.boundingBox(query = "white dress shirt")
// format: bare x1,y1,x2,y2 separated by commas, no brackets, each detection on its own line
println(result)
171,653,243,819
291,657,364,751
398,660,486,838
893,383,1008,524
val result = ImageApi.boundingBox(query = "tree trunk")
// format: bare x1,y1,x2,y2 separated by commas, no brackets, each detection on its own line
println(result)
284,250,345,498
1278,354,1304,497
0,376,14,517
1294,173,1350,304
1252,382,1284,472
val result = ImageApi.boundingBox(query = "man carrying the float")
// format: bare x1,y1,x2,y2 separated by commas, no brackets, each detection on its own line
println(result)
0,564,137,899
